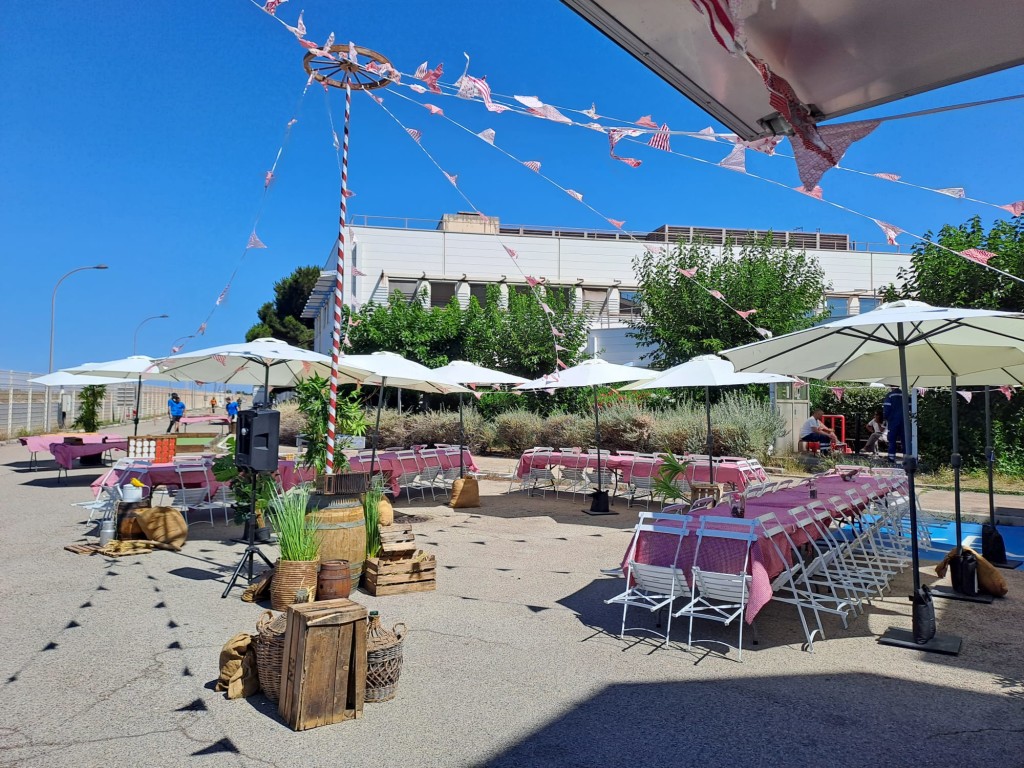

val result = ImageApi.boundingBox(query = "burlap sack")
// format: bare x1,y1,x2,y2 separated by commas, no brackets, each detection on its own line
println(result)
449,477,480,508
241,568,274,603
135,506,188,551
215,633,260,699
934,546,1008,597
378,496,394,526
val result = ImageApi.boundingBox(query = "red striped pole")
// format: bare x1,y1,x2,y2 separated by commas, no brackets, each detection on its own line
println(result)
326,81,352,474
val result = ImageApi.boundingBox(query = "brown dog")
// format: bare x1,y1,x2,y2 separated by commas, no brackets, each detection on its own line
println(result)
934,546,1008,597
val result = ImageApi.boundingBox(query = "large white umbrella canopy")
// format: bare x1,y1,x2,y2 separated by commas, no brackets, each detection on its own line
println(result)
29,371,123,387
620,354,793,481
722,300,1024,648
799,344,1024,382
431,360,527,387
154,338,345,389
334,351,469,394
516,358,657,390
67,355,184,434
516,358,657,515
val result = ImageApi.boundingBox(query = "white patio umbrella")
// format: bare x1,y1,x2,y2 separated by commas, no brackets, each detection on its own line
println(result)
722,300,1024,653
67,355,180,435
331,351,470,479
619,354,793,482
517,358,658,514
432,360,528,478
29,371,123,387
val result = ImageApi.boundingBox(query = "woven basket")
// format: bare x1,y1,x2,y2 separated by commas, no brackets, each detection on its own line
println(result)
255,610,287,702
366,615,405,703
270,559,319,612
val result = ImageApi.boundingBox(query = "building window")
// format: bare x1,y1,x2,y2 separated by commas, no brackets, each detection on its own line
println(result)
545,286,574,309
468,283,489,306
389,279,421,301
619,290,640,317
825,296,850,320
582,287,608,315
431,282,457,308
859,297,880,314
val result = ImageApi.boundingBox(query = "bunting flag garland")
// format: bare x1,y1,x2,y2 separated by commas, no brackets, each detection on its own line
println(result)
961,248,997,265
708,289,725,300
443,171,458,186
170,345,182,354
213,354,227,365
735,309,757,318
607,218,625,229
556,358,568,369
791,120,880,190
750,55,834,165
935,187,966,198
413,61,428,79
502,245,517,258
342,334,352,348
958,390,973,403
332,131,340,151
584,122,607,133
540,301,555,315
215,286,230,305
424,104,444,116
342,189,356,198
455,73,507,113
523,160,541,173
873,220,902,245
998,385,1014,401
1000,201,1024,216
264,170,274,188
352,267,366,276
197,322,207,336
582,103,599,119
263,0,287,14
755,327,773,338
566,189,584,202
830,387,845,401
551,327,565,338
718,144,746,173
740,135,782,155
677,267,698,278
795,185,824,200
247,232,267,249
689,0,741,53
282,9,305,37
792,379,806,392
308,32,336,59
409,84,427,94
635,114,659,129
608,128,643,167
873,172,901,182
405,128,422,142
514,95,572,124
695,127,718,141
525,275,541,287
477,128,496,144
648,124,671,152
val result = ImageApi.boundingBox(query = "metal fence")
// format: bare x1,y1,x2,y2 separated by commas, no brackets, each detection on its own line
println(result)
0,370,237,440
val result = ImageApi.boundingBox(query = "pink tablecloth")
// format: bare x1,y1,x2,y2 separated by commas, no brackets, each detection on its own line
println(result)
179,415,230,427
92,458,314,497
516,452,757,491
52,440,128,470
623,472,899,622
20,433,121,454
348,450,478,495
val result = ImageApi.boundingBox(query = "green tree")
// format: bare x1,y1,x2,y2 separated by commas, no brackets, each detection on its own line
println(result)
246,266,321,348
896,214,1024,309
630,234,829,368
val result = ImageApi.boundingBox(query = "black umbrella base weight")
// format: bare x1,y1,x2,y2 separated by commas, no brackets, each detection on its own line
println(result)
930,586,994,604
583,490,616,516
878,628,962,656
991,560,1023,570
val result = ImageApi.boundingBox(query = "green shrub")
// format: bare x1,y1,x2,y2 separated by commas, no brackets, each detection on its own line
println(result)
597,401,657,452
494,409,544,454
367,408,409,449
277,402,303,445
538,411,592,450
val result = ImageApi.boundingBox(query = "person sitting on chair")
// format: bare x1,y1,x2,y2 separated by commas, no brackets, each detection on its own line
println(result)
863,408,886,455
800,409,838,453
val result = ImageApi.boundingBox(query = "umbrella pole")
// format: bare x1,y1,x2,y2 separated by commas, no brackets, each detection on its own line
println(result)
369,378,386,482
879,327,961,654
981,386,1019,568
705,386,714,484
952,376,963,554
133,374,142,436
459,393,465,479
585,384,614,515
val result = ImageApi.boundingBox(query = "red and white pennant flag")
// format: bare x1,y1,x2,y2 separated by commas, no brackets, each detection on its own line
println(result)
873,220,902,245
635,114,659,129
406,128,422,142
247,232,266,249
503,245,517,259
648,124,671,152
998,385,1014,401
999,201,1024,216
477,128,495,144
961,248,997,265
523,161,541,173
566,189,583,202
958,390,973,403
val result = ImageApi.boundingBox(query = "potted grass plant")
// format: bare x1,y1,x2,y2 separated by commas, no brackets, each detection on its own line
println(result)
266,484,322,610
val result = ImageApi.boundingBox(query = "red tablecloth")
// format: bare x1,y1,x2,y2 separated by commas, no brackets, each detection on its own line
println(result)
623,472,901,622
52,440,128,470
516,451,758,491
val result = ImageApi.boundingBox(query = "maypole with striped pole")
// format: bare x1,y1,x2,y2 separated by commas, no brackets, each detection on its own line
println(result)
302,43,392,474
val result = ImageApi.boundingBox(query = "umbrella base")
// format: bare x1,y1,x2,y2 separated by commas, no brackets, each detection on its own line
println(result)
877,628,962,656
930,586,995,604
991,560,1023,570
583,491,616,516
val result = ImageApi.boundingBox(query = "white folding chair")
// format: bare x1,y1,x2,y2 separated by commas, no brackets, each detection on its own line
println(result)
192,485,237,524
394,450,429,503
417,449,446,498
557,452,591,500
674,516,758,661
626,458,659,509
171,459,213,525
520,449,557,497
605,513,693,645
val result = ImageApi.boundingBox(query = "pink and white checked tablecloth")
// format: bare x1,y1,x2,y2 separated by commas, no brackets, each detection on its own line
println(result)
623,472,900,621
516,451,759,491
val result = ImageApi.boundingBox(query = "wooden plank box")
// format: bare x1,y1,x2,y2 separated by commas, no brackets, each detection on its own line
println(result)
363,552,437,596
378,524,417,560
279,598,368,731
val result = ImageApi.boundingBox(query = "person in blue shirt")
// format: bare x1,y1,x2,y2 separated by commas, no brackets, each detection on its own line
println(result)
166,392,186,433
882,386,904,462
225,397,240,424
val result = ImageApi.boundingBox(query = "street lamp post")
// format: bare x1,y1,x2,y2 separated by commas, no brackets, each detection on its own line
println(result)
133,314,169,356
47,264,108,431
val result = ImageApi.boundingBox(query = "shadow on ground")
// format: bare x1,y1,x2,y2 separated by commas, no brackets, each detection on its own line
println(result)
483,673,1024,768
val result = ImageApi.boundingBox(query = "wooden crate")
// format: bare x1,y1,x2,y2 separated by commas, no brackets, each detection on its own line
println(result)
127,435,177,463
363,552,437,596
173,433,220,453
279,599,368,731
378,524,417,560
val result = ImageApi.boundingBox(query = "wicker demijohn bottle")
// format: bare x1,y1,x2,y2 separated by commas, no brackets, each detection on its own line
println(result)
365,611,406,703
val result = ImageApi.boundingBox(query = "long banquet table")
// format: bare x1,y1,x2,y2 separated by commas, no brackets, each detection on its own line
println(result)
622,472,902,622
20,433,125,469
348,449,479,496
516,451,764,492
91,458,314,497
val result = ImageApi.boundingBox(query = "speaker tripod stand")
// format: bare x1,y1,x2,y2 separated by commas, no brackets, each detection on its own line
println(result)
221,470,274,598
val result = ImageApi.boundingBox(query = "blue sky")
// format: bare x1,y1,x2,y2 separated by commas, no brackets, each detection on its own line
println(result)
2,1,1022,373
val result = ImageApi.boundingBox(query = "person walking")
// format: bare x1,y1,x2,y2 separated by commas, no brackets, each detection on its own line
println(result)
210,395,218,414
166,392,186,433
883,386,904,461
226,396,239,424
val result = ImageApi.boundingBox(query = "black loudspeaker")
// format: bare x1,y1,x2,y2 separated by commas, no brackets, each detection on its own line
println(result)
235,408,280,471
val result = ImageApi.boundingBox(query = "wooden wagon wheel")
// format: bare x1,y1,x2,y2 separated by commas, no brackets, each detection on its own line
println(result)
303,44,392,91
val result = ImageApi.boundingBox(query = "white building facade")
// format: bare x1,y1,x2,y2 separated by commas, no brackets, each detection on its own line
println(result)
303,213,912,365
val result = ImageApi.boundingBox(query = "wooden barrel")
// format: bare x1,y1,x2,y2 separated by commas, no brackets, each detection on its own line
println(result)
317,560,352,600
116,501,149,540
307,496,365,591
